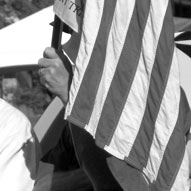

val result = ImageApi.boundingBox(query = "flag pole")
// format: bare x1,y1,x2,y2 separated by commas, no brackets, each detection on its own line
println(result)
51,14,73,76
51,15,63,49
46,15,63,100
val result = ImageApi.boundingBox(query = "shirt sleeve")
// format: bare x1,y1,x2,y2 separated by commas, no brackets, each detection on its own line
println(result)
0,99,39,191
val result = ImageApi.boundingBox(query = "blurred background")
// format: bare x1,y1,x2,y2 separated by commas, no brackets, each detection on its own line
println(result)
0,0,190,30
0,0,55,126
172,0,191,18
0,0,54,29
0,0,190,126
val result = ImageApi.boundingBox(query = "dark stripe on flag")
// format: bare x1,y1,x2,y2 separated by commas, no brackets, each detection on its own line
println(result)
128,1,175,168
68,0,117,127
95,0,150,144
151,88,191,191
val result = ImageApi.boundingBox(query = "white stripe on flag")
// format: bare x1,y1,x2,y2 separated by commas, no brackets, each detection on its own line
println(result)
170,147,190,191
65,0,105,117
144,48,180,182
106,0,169,157
86,0,136,137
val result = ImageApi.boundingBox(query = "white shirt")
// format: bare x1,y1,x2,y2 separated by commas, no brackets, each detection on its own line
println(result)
0,99,39,191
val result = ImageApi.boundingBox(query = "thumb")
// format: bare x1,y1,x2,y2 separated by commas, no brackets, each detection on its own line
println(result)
43,47,59,59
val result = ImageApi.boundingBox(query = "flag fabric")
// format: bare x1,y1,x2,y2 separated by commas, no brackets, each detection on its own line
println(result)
53,0,84,33
54,0,191,190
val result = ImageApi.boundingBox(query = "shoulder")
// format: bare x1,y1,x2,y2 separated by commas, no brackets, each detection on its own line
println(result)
0,99,32,138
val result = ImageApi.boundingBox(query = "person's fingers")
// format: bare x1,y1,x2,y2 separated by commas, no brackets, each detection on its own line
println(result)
38,68,47,76
43,47,58,59
39,70,51,89
38,58,56,68
38,67,57,79
39,74,46,86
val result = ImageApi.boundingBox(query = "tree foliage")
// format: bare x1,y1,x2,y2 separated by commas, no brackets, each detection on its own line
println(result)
0,0,54,29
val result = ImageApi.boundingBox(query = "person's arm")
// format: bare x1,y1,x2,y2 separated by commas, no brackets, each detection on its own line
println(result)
0,99,40,191
38,47,72,105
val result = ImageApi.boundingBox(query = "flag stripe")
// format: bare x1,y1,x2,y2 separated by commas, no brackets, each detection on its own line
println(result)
85,0,136,137
95,0,150,145
128,1,174,167
170,148,190,191
143,47,180,182
104,0,170,162
68,0,117,126
65,0,105,122
62,0,191,189
151,88,191,191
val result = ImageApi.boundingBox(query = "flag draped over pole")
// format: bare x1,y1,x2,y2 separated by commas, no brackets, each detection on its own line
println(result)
54,0,191,190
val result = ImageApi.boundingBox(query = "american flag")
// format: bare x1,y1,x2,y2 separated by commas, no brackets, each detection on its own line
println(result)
54,0,191,190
